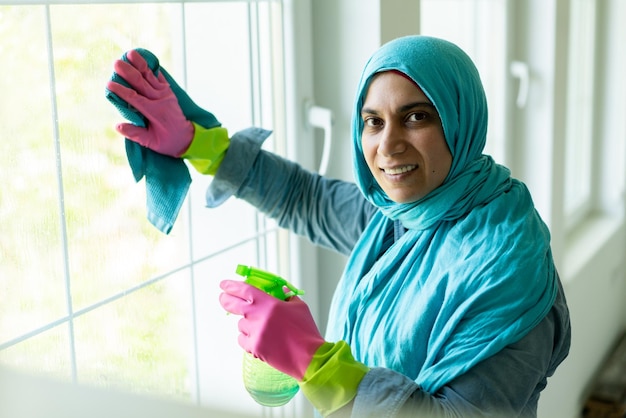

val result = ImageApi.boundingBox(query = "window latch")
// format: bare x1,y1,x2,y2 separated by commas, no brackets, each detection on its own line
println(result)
305,101,333,175
510,61,530,108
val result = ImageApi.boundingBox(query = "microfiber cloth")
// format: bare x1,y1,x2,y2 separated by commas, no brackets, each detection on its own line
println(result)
105,48,221,234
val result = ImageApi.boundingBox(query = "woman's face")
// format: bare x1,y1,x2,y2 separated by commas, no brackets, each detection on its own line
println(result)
361,71,452,203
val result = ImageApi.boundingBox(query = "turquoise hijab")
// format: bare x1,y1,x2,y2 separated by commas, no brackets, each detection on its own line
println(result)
326,36,557,393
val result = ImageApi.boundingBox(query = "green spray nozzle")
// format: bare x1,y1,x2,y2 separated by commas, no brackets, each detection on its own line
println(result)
236,264,304,301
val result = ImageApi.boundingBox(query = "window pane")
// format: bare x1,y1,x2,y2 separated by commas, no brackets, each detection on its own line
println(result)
48,3,191,310
564,0,595,222
0,5,68,343
184,1,264,261
192,241,273,415
183,0,285,273
0,325,71,381
420,0,507,164
74,270,192,401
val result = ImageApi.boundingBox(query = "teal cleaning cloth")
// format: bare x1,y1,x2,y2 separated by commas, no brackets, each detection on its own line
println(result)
105,48,221,234
326,36,558,393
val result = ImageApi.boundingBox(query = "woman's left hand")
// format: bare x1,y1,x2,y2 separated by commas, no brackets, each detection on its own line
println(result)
219,280,326,381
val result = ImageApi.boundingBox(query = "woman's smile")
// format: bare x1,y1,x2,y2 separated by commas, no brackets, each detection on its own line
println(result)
380,164,418,176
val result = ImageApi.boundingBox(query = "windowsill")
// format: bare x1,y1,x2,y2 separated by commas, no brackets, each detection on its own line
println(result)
562,213,625,282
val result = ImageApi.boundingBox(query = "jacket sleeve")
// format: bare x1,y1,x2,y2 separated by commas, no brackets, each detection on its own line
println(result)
330,282,571,418
205,128,377,256
330,323,551,418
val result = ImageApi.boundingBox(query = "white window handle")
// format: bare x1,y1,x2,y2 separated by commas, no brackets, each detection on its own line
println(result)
510,61,529,108
306,102,333,175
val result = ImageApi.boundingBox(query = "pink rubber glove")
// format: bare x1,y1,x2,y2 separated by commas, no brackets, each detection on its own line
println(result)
219,280,326,381
105,50,194,157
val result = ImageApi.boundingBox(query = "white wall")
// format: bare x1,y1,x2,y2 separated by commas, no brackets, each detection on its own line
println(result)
310,2,626,418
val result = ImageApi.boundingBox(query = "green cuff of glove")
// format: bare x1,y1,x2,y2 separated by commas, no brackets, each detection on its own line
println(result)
300,341,369,417
182,122,230,175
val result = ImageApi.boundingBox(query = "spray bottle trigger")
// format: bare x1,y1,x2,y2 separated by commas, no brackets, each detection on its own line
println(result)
235,264,304,301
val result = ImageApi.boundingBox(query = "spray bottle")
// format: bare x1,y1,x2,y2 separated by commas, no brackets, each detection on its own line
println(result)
235,264,304,407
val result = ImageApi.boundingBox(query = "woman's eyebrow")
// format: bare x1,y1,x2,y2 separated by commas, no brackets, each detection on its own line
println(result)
361,101,436,115
398,101,436,113
361,107,379,115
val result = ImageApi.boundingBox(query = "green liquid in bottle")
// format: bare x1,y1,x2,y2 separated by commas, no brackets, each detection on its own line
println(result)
235,264,304,407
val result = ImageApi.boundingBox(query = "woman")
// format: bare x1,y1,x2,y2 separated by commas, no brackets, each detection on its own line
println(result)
107,35,571,417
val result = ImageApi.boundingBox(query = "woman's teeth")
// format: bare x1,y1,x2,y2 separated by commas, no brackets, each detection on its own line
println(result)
383,165,417,175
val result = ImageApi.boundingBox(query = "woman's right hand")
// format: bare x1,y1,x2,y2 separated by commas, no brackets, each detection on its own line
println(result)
106,50,194,157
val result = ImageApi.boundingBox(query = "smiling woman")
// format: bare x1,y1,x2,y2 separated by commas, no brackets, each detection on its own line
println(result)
208,34,570,417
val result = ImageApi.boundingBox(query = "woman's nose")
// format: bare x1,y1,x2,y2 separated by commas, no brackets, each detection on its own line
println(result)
378,124,406,157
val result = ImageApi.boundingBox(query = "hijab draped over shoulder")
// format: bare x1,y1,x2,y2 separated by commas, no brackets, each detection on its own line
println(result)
326,35,557,393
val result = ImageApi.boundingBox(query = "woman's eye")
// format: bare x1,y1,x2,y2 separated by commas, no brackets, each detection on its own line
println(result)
407,111,428,122
364,117,382,127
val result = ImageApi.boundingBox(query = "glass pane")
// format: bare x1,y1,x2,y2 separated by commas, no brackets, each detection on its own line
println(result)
192,241,270,415
420,0,507,164
0,324,71,381
48,3,191,310
183,2,261,261
184,2,255,132
184,1,283,262
184,5,287,413
564,0,595,221
74,269,193,401
0,5,68,345
0,0,190,372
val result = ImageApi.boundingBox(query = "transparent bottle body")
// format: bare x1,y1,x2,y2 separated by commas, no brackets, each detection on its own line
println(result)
242,352,299,407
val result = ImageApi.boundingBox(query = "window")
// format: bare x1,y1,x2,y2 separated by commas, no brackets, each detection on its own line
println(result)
417,0,620,266
0,1,297,416
420,0,507,165
564,0,596,227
